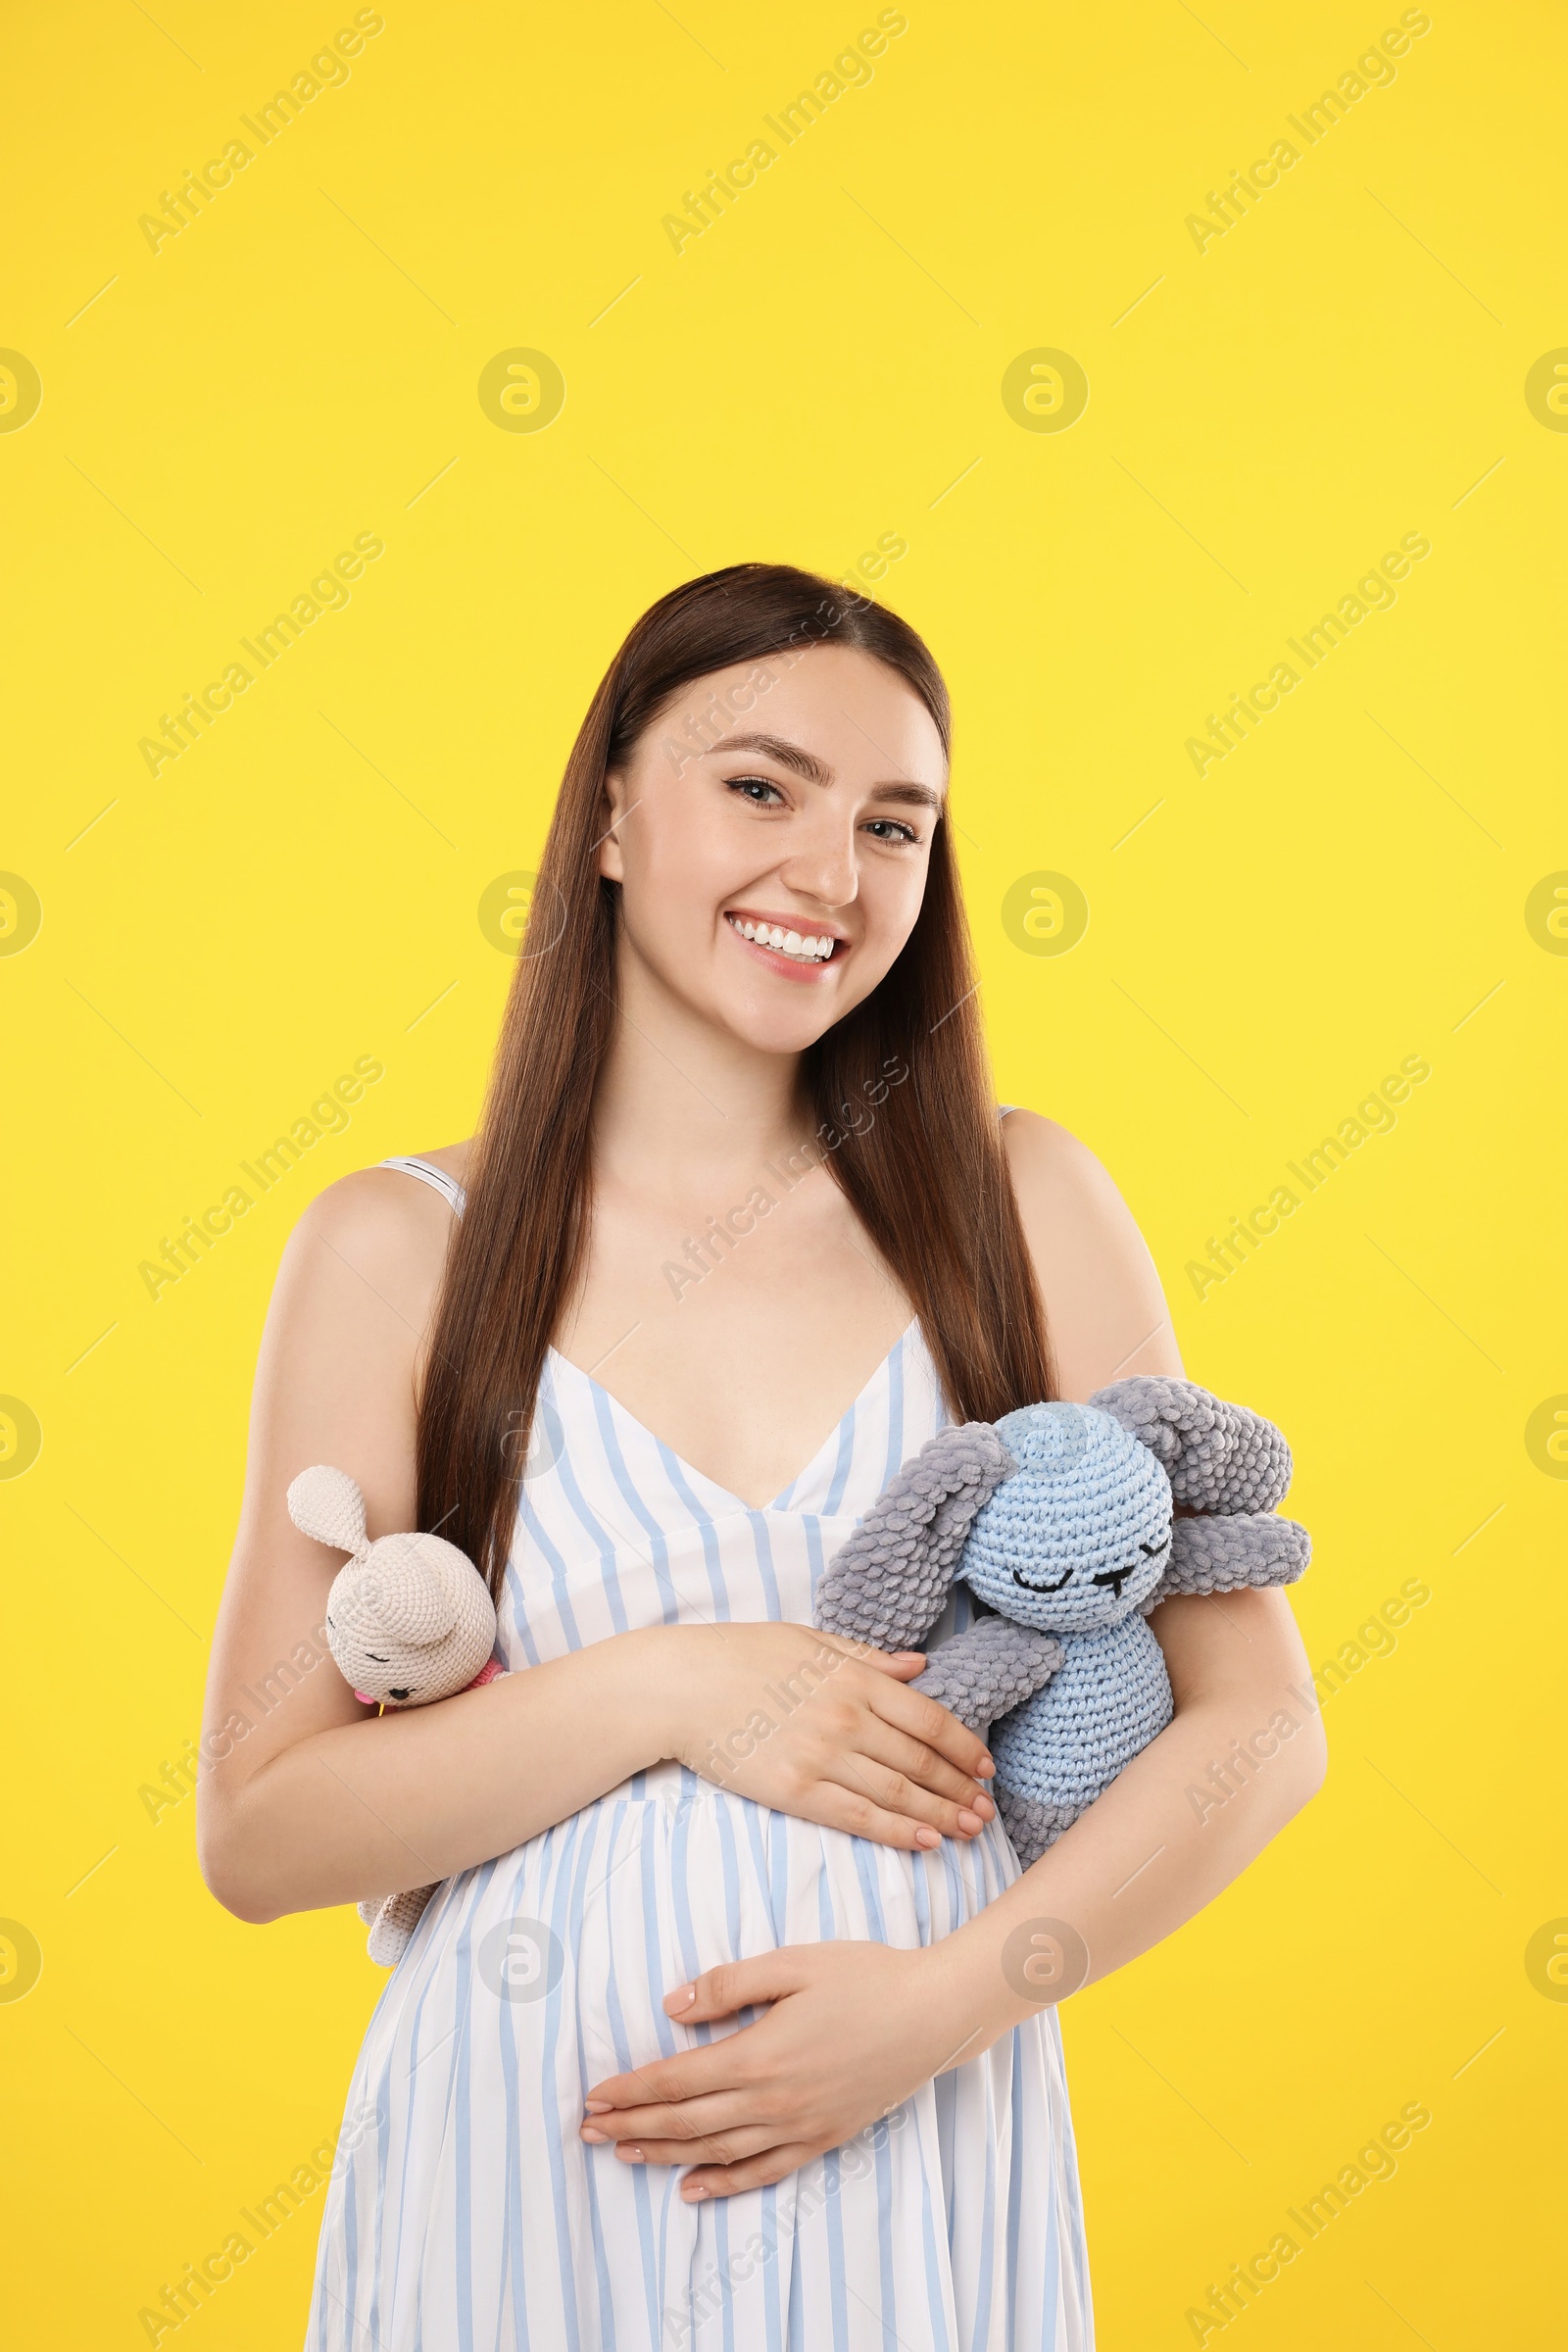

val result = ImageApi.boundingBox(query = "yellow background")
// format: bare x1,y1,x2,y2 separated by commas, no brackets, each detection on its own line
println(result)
4,0,1564,2340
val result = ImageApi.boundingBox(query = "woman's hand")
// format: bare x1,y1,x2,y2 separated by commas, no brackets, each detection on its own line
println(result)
580,1941,982,2198
655,1621,996,1850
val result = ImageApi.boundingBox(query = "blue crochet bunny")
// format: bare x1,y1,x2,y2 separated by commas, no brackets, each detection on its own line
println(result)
812,1377,1310,1865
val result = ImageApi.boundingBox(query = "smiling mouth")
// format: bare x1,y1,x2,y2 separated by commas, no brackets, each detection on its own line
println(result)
725,911,841,965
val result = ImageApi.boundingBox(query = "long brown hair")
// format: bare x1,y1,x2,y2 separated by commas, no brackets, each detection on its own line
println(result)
418,564,1055,1591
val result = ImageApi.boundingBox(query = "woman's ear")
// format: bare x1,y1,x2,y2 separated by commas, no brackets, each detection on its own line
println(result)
597,769,629,883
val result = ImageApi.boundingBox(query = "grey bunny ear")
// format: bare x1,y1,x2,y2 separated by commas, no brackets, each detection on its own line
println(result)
814,1423,1016,1651
1088,1377,1294,1513
287,1465,368,1557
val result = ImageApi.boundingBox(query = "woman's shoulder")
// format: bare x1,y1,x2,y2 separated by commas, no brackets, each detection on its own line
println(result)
241,1151,474,1560
999,1105,1123,1212
998,1107,1184,1392
278,1144,471,1319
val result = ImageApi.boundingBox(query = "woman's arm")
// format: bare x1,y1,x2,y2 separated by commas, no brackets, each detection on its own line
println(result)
196,1167,676,1923
576,1113,1325,2194
198,1172,998,1925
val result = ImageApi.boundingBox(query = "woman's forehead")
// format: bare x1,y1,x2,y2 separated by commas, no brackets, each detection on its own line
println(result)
643,644,947,784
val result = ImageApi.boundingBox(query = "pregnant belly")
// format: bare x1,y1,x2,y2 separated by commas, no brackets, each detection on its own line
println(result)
321,1761,1087,2352
388,1761,1024,2086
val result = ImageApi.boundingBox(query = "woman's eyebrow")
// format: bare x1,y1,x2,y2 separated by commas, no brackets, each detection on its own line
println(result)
708,731,833,787
709,731,944,809
869,780,945,811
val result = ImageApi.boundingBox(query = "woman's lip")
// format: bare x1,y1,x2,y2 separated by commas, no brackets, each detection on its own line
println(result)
723,915,845,980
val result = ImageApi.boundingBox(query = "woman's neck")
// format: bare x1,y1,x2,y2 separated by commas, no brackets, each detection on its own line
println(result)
590,947,816,1200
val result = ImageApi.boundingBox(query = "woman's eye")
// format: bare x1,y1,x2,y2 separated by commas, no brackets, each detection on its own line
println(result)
727,774,786,807
863,818,918,844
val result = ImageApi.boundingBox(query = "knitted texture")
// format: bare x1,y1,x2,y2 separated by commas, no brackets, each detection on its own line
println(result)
287,1465,497,1707
1088,1375,1293,1514
962,1405,1173,1634
359,1886,434,1968
1152,1510,1310,1605
989,1616,1175,1815
812,1421,1016,1652
815,1378,1311,1860
995,1788,1088,1868
287,1462,368,1554
912,1615,1063,1738
287,1464,501,1966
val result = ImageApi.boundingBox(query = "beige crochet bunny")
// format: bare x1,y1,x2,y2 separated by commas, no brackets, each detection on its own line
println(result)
287,1465,501,1966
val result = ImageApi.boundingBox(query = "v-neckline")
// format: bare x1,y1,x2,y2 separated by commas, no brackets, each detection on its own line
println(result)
545,1321,921,1515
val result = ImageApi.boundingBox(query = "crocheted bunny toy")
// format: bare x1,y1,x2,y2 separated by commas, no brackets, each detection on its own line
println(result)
286,1465,502,1965
813,1377,1309,1866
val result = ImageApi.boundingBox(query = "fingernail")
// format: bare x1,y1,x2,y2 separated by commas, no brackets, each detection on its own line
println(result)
667,1984,696,2009
580,2127,608,2143
974,1794,995,1818
978,1755,995,1775
618,2145,644,2163
583,2100,612,2114
915,1826,940,1847
682,2182,708,2200
957,1809,981,1834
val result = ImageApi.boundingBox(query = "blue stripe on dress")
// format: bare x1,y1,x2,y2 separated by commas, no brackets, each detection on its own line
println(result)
656,1446,737,1621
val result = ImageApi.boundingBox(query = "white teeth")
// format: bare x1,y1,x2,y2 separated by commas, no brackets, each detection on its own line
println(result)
726,914,835,962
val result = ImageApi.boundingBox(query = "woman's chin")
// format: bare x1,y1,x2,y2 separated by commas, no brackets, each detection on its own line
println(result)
627,940,872,1056
715,1001,845,1057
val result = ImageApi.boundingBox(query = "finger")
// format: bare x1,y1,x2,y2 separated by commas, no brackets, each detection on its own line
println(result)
792,1780,955,1850
679,2143,821,2201
662,1954,803,2024
585,1973,793,2111
582,2105,734,2169
810,1630,927,1679
818,1747,992,1840
808,1778,992,1853
581,2089,765,2146
870,1678,996,1779
851,1719,997,1819
872,1680,996,1778
583,2036,757,2112
605,2126,781,2169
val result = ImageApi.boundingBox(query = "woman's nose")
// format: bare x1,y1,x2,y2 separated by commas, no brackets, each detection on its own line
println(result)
779,826,858,909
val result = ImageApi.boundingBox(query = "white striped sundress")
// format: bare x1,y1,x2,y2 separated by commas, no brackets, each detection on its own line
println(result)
306,1152,1093,2350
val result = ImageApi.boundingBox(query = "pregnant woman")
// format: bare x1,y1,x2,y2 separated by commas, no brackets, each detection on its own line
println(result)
198,564,1324,2347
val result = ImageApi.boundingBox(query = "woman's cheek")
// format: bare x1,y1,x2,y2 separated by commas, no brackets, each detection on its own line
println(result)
868,857,930,956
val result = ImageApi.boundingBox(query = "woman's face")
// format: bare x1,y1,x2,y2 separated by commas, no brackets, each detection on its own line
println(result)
599,643,948,1054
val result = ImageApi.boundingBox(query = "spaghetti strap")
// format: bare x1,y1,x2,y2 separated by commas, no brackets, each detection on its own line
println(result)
378,1154,466,1217
997,1102,1017,1119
